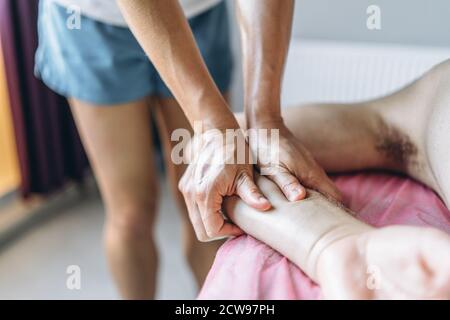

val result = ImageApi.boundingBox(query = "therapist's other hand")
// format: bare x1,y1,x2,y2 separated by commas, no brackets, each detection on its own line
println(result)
178,129,271,242
249,120,342,202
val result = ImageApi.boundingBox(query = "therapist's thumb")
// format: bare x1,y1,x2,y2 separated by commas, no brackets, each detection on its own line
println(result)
235,172,271,211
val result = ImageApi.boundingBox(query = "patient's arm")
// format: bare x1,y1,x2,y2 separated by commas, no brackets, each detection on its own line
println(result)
217,60,450,298
224,176,450,299
224,60,450,298
234,60,450,207
225,176,369,282
280,60,450,207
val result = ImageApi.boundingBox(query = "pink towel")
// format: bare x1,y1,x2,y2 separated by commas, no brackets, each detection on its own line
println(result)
198,173,450,300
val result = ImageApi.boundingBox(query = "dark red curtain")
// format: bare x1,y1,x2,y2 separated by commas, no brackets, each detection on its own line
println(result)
0,0,88,197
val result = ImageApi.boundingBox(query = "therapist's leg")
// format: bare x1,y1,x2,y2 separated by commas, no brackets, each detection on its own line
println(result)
70,98,159,299
154,97,224,287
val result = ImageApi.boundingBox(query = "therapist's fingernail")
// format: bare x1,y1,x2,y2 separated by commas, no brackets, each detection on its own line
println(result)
288,188,303,201
258,196,271,208
258,196,268,203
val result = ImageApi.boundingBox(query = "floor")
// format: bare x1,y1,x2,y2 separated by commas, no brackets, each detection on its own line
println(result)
0,176,198,300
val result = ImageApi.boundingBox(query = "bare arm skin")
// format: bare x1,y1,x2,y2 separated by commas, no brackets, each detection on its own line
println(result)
225,61,450,298
224,178,450,299
225,177,371,282
117,0,271,241
236,0,342,202
236,0,294,126
117,0,236,130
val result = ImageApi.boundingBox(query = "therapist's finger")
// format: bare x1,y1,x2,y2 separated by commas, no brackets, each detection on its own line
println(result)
268,171,306,202
199,192,244,240
181,191,209,242
235,172,271,211
298,167,342,202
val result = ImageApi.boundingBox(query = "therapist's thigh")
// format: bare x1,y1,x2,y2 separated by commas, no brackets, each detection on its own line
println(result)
69,98,159,225
153,97,225,280
153,97,191,211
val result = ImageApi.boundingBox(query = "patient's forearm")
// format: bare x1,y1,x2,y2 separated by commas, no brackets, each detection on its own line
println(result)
224,176,372,282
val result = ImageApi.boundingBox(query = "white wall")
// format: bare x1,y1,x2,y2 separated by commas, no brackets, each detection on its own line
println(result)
293,0,450,47
226,0,450,110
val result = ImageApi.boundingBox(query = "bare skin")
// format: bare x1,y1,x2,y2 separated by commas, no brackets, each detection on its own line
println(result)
70,96,223,299
237,0,341,201
117,0,339,242
224,60,450,299
153,98,225,283
70,98,159,299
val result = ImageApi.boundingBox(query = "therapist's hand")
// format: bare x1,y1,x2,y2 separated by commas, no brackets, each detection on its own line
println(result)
249,119,342,202
179,128,271,242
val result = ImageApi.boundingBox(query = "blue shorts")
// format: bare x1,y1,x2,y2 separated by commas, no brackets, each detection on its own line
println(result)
35,0,233,105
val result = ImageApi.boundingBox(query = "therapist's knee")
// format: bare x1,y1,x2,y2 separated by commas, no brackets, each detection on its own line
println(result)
104,193,159,241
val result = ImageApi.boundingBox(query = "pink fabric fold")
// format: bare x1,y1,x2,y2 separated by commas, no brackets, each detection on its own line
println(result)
198,173,450,300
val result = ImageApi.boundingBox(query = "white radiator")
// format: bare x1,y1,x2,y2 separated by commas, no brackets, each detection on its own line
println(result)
281,40,450,107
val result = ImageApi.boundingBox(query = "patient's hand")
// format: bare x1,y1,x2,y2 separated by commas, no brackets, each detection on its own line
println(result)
317,226,450,299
